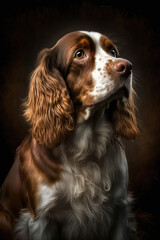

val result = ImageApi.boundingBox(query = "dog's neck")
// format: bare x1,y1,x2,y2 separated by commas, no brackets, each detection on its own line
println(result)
31,106,115,179
61,107,114,163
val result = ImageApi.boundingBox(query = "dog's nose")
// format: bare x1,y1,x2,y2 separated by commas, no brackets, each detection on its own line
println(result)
112,59,132,77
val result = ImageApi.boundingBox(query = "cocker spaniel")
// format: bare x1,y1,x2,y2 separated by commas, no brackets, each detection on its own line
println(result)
0,31,139,240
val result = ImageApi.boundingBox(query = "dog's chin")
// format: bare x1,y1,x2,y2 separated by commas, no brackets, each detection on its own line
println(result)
75,87,130,123
74,86,130,112
90,86,130,111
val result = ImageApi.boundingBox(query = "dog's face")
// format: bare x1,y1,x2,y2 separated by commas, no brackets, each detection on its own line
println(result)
65,32,132,112
24,31,139,147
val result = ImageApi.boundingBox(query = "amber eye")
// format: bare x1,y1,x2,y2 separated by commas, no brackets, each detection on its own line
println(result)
110,49,117,57
75,50,85,60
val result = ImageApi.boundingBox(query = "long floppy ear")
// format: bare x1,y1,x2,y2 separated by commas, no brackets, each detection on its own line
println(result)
24,48,74,147
108,91,140,140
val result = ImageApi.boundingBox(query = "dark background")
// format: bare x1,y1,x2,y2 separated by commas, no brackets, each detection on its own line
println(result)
0,1,160,239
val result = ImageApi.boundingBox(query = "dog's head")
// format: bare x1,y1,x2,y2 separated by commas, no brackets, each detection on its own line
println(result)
24,31,139,147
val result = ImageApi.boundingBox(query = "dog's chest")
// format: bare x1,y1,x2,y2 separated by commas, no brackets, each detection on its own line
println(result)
25,120,128,239
34,160,111,240
37,121,114,219
37,144,127,220
38,159,110,220
17,141,128,240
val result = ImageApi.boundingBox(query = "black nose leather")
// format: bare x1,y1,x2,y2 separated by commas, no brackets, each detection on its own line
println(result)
112,59,132,77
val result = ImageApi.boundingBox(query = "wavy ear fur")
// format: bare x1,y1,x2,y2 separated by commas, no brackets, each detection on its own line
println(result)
24,49,74,147
108,91,140,140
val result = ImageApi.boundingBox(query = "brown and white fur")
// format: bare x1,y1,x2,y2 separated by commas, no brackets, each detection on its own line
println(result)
0,31,139,240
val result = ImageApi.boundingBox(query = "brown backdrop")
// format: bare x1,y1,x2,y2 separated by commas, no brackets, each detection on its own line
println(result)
0,1,160,239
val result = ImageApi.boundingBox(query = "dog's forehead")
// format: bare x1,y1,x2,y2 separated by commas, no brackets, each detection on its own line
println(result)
56,31,117,52
57,31,115,49
81,31,118,55
79,31,118,56
80,31,102,43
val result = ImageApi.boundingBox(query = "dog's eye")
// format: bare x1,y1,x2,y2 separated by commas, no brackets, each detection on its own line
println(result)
110,49,117,57
74,50,85,60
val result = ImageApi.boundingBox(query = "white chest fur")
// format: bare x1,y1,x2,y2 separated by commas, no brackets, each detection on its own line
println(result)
31,139,128,240
16,116,129,240
37,141,128,217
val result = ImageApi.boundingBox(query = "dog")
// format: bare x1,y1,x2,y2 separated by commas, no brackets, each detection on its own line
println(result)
0,31,139,240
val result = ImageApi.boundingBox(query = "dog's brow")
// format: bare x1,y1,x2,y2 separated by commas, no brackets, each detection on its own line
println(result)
100,35,119,56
